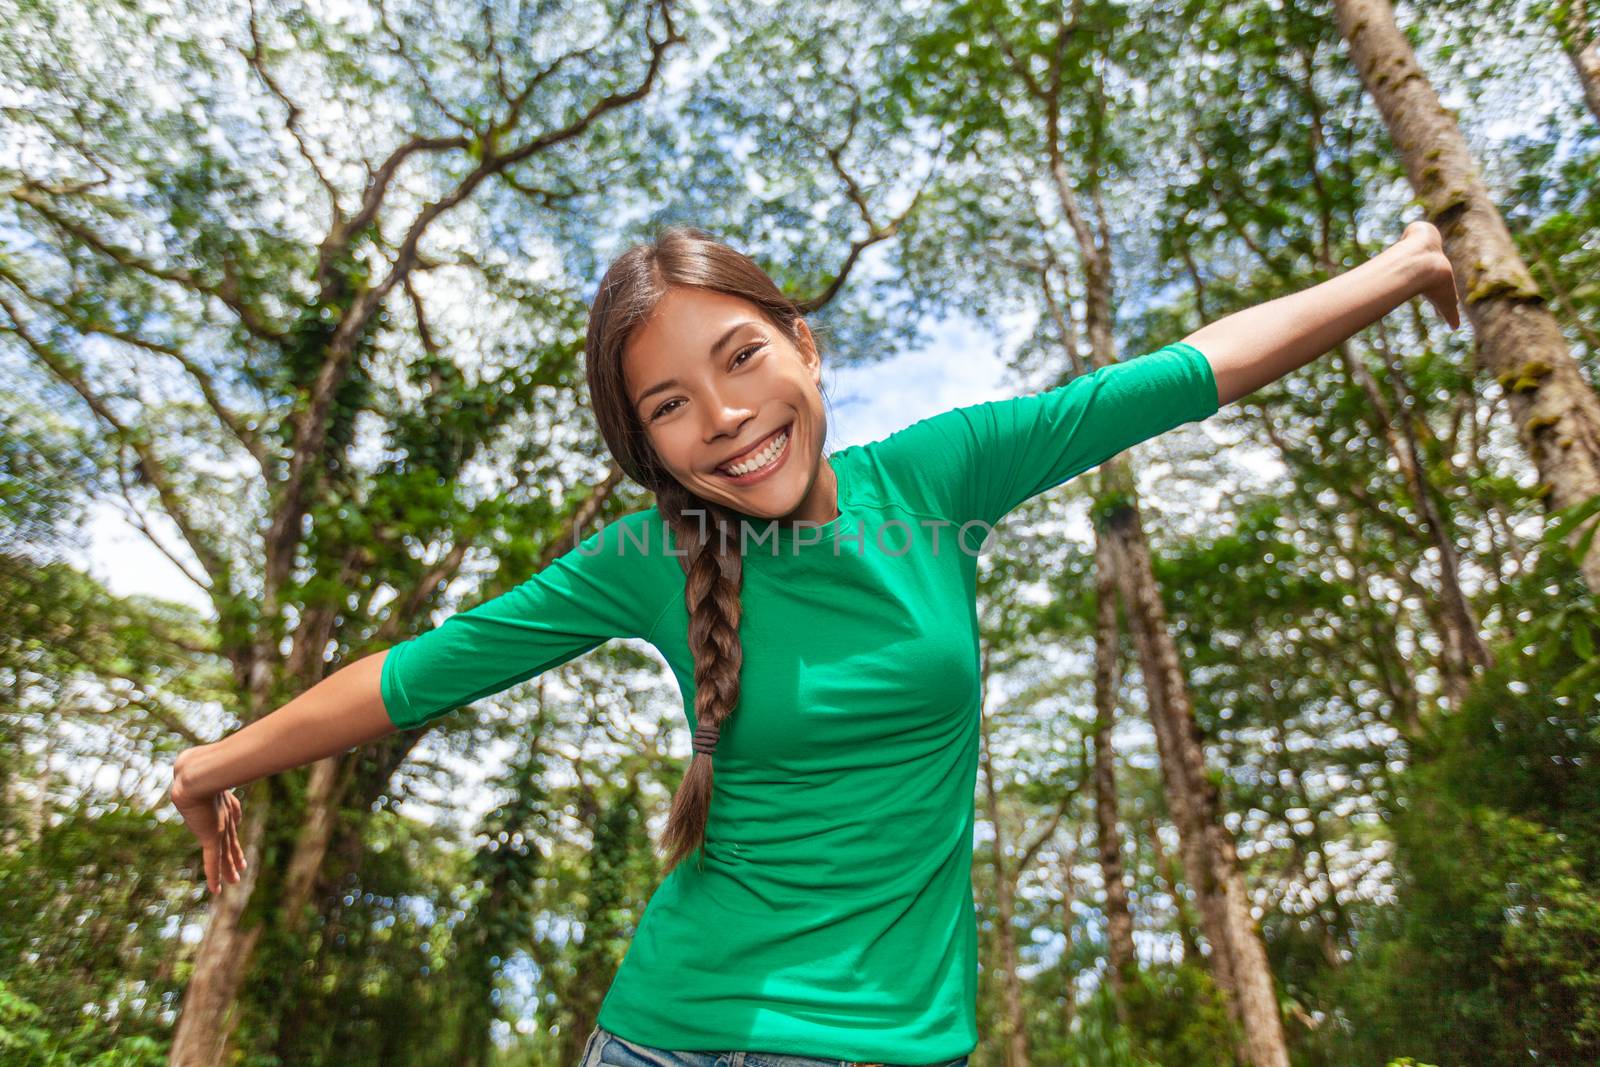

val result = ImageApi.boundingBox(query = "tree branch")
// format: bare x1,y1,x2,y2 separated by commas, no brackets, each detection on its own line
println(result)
0,261,269,475
9,184,286,343
241,0,345,219
1,292,230,591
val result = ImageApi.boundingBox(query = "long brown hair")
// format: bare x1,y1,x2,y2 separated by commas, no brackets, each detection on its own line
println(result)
583,224,827,875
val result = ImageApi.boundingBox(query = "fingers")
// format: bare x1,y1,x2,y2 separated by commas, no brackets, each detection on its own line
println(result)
229,828,247,883
220,814,233,884
201,790,248,894
225,792,247,882
1420,251,1462,330
1432,285,1462,330
219,791,242,885
211,791,233,886
204,840,220,895
219,792,234,883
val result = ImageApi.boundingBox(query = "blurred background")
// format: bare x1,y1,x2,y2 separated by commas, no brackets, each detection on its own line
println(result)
3,0,1598,1063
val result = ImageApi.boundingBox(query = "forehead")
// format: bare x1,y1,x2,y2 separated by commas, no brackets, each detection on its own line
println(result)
622,287,764,383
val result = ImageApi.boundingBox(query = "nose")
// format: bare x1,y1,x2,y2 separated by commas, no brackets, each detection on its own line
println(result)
702,388,755,444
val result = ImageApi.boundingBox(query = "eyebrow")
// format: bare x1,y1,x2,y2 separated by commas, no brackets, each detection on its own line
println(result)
632,321,762,412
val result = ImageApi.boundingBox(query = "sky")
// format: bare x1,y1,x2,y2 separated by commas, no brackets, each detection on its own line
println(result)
74,0,1558,616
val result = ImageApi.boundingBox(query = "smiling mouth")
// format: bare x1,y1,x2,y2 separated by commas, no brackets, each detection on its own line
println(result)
715,422,793,481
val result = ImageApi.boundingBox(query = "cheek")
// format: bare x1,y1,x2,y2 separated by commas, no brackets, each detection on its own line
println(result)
803,387,828,434
649,423,699,475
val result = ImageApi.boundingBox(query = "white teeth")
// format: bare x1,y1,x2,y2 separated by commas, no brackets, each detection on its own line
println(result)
720,429,788,476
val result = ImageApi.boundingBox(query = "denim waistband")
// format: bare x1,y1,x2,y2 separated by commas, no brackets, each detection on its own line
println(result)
579,1024,970,1067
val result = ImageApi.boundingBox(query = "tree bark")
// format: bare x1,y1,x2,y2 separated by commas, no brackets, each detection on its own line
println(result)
167,796,268,1067
1091,531,1137,1005
1335,0,1600,593
1102,486,1243,1065
978,709,1033,1067
1105,492,1290,1067
1556,0,1600,122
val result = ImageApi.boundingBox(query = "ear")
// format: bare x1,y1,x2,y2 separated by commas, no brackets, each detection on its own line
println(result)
796,319,820,385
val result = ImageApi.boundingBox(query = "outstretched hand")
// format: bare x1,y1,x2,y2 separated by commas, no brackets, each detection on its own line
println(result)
170,769,248,896
1400,219,1462,330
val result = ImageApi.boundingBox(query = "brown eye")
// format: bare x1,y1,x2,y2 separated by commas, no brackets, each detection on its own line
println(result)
649,343,765,422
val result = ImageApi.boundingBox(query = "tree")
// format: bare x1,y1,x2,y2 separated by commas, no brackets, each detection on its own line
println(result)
1333,0,1600,593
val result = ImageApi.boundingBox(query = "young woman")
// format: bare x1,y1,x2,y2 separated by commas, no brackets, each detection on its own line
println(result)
170,222,1460,1067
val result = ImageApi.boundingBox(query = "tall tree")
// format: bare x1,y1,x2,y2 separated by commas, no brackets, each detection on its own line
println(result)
888,1,1293,1060
1553,0,1600,120
974,580,1085,1067
1090,533,1137,1004
1334,0,1600,593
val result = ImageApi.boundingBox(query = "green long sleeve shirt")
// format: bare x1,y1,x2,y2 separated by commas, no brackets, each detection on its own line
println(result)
379,341,1220,1061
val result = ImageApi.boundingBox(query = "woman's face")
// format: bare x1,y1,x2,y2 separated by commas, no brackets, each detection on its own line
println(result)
623,286,837,527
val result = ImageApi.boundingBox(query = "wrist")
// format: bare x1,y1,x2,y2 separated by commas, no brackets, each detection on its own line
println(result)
170,745,212,805
1394,221,1448,291
1398,237,1434,288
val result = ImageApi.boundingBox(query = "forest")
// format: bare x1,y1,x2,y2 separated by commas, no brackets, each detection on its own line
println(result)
3,0,1599,1064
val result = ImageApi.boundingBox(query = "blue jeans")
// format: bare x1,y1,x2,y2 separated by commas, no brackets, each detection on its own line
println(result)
578,1024,971,1067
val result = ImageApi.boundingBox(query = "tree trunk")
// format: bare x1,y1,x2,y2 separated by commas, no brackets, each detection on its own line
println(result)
978,710,1032,1067
168,464,609,1065
1044,55,1285,1061
1330,331,1491,705
1556,0,1600,122
1335,0,1600,593
1058,841,1079,1034
1143,810,1202,965
1091,530,1137,1005
169,752,358,1064
1106,493,1290,1067
1102,488,1244,1065
166,792,268,1067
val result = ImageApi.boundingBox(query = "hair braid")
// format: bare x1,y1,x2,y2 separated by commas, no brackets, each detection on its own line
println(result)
653,480,745,874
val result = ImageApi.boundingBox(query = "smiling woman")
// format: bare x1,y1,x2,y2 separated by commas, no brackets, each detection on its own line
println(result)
546,223,1224,1064
168,221,1227,1065
584,231,847,884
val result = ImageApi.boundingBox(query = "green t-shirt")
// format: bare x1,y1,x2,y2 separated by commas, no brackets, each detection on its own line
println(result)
380,341,1219,1061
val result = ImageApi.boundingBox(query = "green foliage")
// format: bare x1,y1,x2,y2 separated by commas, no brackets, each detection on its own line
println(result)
0,978,167,1067
1313,559,1600,1064
1034,966,1234,1067
1118,964,1238,1066
0,804,193,1065
1056,984,1162,1067
0,391,103,558
4,0,1598,1062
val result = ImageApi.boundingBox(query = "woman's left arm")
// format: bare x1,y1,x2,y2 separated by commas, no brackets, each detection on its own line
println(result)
1182,220,1462,408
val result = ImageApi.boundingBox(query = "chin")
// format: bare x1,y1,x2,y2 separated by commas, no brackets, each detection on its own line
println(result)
707,479,802,519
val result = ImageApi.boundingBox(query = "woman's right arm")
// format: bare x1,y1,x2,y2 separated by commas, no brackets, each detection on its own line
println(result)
170,649,396,805
169,649,395,894
168,509,671,893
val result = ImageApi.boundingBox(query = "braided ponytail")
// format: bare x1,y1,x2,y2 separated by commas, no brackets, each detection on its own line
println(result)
582,224,825,876
653,481,744,873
